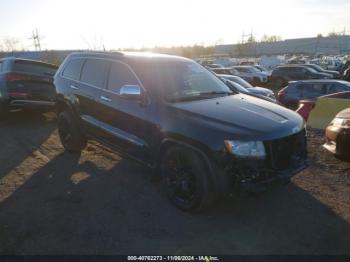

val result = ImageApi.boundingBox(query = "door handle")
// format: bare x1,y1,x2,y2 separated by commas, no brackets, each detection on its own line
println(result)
70,85,79,90
100,95,112,102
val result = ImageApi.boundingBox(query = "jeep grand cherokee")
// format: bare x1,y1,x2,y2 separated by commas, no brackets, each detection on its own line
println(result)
54,52,308,211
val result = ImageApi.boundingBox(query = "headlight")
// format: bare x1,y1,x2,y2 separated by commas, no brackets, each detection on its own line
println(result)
331,118,350,127
224,140,266,159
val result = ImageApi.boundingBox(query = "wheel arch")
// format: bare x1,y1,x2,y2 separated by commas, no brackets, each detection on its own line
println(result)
157,138,228,197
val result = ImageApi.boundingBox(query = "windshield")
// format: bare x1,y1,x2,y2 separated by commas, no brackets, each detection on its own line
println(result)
226,80,249,93
230,76,253,89
255,65,267,72
304,67,318,73
222,75,253,89
308,64,323,72
153,60,233,102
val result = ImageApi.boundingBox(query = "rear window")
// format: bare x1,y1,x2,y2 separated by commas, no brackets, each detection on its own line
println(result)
80,59,109,88
62,58,85,80
14,60,57,76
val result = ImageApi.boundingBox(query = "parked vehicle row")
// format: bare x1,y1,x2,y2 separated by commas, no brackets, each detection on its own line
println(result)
277,80,350,109
270,65,333,89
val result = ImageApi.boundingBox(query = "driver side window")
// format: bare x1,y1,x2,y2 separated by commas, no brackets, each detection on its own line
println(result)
107,62,141,94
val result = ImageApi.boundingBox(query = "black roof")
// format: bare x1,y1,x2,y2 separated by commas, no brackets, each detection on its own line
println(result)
67,51,191,64
0,57,58,68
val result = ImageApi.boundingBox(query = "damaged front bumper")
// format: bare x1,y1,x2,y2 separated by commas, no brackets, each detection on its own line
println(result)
238,161,308,193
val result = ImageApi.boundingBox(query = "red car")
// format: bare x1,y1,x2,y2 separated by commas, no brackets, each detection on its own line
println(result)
296,91,350,121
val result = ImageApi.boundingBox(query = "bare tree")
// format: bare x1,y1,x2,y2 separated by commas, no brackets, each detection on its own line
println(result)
2,37,20,52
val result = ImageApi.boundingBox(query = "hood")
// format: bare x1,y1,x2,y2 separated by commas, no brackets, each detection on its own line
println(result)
336,107,350,119
317,72,332,78
324,70,339,75
168,94,304,141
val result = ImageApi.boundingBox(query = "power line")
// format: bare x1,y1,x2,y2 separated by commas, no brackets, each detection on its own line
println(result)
29,28,41,51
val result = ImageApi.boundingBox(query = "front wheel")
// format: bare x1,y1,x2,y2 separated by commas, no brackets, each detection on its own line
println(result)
58,111,87,153
160,145,216,212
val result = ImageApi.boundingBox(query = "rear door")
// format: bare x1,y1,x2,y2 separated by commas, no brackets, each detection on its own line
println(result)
304,83,327,99
96,60,152,163
75,58,110,137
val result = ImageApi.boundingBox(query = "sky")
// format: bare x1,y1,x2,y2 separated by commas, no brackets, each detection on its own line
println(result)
0,0,349,50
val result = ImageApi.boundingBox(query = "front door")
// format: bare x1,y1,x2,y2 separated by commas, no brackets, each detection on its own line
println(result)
96,61,153,164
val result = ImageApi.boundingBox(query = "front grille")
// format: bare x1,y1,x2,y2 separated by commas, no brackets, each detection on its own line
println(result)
266,129,307,170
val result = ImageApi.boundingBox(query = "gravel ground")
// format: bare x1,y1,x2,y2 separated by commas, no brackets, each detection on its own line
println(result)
0,111,349,255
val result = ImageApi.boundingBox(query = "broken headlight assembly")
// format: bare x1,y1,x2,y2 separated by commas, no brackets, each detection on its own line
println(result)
224,140,266,159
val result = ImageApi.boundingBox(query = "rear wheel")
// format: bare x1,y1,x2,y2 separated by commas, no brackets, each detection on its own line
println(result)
58,111,87,152
0,103,8,120
160,145,216,212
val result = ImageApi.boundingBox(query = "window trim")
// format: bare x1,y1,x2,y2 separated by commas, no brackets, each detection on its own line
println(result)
61,58,86,81
60,56,150,102
106,60,143,95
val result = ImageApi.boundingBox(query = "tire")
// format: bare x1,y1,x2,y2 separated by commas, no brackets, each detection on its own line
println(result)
0,102,8,120
58,111,87,153
160,145,216,212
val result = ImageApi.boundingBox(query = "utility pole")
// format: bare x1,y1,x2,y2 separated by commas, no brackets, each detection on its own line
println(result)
30,28,41,51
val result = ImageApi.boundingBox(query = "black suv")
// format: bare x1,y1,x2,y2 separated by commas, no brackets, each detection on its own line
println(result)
270,65,331,89
0,57,58,117
54,52,308,211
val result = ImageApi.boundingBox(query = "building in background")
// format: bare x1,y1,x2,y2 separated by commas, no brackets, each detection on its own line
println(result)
215,35,350,57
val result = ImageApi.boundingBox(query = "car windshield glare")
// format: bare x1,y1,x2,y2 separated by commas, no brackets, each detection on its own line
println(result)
154,61,233,102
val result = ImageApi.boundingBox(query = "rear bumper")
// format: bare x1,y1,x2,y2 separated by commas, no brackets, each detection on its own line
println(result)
9,99,56,109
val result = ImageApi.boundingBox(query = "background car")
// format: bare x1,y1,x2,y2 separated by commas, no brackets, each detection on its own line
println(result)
343,67,350,81
302,63,340,79
277,80,350,109
324,107,350,161
210,67,239,76
253,65,272,76
218,74,276,101
0,57,58,117
297,91,350,121
270,65,332,89
204,63,223,69
232,66,269,86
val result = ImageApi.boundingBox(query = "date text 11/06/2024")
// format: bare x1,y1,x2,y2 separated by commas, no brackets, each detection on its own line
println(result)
127,256,219,261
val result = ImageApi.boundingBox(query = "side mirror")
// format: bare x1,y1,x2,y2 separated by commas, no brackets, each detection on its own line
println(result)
119,85,141,100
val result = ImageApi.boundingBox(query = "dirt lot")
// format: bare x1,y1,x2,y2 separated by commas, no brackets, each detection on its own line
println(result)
0,111,349,255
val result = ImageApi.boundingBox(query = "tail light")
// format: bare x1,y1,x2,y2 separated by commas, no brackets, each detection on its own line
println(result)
277,88,285,100
6,73,32,82
8,92,32,98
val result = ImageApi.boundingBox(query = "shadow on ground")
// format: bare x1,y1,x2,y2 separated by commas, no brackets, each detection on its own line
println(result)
0,149,349,254
0,110,56,178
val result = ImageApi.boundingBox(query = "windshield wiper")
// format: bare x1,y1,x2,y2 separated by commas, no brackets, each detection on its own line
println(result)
197,91,233,96
167,91,233,103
